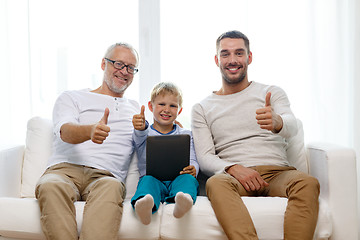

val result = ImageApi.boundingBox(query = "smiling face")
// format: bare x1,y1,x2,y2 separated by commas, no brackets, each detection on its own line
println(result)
148,93,182,133
101,46,137,97
215,38,252,87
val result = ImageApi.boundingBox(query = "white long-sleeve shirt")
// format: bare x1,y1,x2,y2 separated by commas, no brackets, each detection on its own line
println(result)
48,89,140,182
191,81,297,176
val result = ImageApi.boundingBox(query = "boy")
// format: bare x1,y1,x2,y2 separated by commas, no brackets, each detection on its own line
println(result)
131,82,199,225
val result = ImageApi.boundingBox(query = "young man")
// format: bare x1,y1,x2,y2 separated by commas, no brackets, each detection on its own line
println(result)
35,43,140,240
191,30,320,240
131,82,199,225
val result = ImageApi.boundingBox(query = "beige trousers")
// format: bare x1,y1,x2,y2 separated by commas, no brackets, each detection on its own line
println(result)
206,166,320,240
35,162,126,240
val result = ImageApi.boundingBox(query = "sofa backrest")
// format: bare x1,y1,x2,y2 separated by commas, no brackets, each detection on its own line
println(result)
20,117,307,198
21,117,53,198
286,119,308,173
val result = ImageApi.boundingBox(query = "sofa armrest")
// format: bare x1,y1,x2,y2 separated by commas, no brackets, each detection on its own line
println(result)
0,145,24,198
307,142,358,240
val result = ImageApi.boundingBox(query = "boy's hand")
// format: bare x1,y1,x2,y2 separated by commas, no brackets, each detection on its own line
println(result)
180,165,196,177
132,105,146,130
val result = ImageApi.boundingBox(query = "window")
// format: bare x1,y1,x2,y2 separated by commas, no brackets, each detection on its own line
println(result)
160,0,355,147
29,0,139,118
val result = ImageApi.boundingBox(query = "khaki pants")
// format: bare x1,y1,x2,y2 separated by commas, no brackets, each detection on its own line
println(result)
35,162,126,240
206,166,320,240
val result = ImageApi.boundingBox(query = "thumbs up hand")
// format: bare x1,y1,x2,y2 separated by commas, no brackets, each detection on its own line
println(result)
255,92,283,133
91,108,111,144
132,105,146,130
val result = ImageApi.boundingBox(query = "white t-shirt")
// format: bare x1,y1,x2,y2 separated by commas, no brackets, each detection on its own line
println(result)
48,89,140,182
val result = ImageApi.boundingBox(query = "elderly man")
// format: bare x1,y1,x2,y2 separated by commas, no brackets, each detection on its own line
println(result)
35,42,140,240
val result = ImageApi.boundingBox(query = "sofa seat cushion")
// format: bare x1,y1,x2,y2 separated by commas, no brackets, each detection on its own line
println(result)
160,196,332,240
0,196,331,240
0,198,161,240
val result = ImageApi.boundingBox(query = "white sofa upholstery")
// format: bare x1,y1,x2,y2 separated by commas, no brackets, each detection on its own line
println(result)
0,116,358,240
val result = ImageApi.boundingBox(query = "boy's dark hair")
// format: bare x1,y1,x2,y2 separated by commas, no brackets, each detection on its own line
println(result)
216,30,250,54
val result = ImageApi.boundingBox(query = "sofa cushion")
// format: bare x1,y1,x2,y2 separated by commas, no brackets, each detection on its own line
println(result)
0,198,161,240
160,197,288,239
0,196,331,240
21,117,53,198
286,119,308,173
160,196,331,240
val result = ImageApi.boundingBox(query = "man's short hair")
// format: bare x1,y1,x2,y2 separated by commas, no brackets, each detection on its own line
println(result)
150,82,183,108
216,30,250,54
104,42,139,66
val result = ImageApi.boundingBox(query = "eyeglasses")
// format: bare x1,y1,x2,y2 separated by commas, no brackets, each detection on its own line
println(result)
104,58,138,74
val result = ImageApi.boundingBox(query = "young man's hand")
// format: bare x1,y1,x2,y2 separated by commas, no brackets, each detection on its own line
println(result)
132,105,146,130
180,165,196,177
226,164,269,192
255,92,283,133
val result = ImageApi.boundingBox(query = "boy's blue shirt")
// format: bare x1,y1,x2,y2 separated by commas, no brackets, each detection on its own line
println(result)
132,123,199,178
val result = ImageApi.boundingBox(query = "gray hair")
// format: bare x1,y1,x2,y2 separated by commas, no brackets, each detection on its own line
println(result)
104,42,139,66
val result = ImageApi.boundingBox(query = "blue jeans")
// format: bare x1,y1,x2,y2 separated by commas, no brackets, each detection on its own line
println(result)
131,174,199,212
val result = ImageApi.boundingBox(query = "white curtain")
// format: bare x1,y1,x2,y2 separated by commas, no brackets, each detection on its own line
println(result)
27,0,139,119
0,0,31,147
297,0,354,146
0,0,139,147
355,0,360,165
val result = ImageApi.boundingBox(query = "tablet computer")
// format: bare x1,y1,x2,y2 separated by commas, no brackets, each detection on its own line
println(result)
146,134,190,181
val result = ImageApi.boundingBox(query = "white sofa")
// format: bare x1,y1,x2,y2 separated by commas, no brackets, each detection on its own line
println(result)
0,116,358,240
